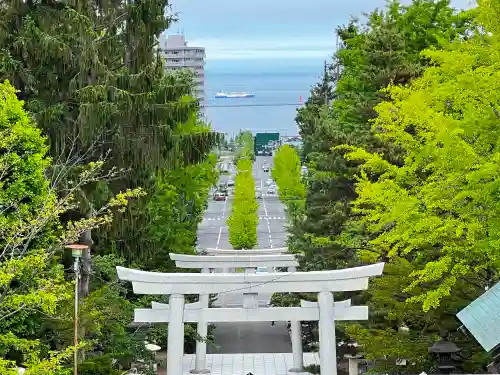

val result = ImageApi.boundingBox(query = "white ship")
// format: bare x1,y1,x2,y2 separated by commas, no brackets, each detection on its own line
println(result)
215,91,256,98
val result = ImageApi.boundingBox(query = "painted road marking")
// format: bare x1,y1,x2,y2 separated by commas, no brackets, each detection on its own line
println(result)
262,193,273,248
216,193,229,249
202,216,286,222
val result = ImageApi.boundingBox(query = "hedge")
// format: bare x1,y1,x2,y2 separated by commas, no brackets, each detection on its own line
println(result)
227,157,258,249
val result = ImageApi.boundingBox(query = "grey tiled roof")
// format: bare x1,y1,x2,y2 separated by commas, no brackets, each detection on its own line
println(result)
457,282,500,352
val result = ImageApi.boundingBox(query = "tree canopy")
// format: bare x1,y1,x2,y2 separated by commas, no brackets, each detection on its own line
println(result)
289,0,496,372
0,0,219,372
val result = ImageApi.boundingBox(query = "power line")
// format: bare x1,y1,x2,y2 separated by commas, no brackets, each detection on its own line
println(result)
203,103,304,108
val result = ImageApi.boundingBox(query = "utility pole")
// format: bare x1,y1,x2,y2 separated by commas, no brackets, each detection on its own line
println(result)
336,33,340,79
324,60,328,105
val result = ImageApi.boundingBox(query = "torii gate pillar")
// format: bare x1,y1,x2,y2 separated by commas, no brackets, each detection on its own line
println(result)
167,294,185,375
191,268,210,374
318,291,336,375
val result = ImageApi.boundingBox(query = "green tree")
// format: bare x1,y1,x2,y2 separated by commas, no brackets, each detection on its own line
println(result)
234,130,255,162
288,0,477,369
0,0,219,365
0,0,219,261
336,2,500,370
322,1,500,371
227,157,258,249
294,0,472,273
271,145,306,223
0,81,143,374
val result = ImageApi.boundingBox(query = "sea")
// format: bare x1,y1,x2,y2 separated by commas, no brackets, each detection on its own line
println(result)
203,59,325,137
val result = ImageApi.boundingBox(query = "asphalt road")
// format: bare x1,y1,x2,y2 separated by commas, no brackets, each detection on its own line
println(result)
208,321,292,354
199,155,292,354
196,166,233,251
254,156,288,249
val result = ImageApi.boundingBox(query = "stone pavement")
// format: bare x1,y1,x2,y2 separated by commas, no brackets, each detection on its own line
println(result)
182,353,319,375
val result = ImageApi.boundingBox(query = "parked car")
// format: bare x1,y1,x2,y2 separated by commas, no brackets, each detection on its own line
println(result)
256,191,263,199
265,178,274,186
213,192,227,201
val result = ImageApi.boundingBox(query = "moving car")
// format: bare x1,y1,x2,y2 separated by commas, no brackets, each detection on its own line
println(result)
217,185,228,196
226,179,235,187
265,178,274,186
256,191,263,199
267,185,276,194
262,164,270,172
213,192,227,201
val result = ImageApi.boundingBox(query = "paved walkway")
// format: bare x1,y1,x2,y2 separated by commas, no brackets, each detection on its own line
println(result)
208,322,291,354
182,353,319,375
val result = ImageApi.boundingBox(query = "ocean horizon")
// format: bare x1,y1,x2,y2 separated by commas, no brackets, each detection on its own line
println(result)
203,58,327,137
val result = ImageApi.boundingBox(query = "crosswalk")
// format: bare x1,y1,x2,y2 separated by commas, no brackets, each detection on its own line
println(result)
212,193,278,198
258,216,285,220
202,216,286,222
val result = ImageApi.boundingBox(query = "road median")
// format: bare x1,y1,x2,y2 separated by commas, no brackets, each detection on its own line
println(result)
272,145,306,218
227,157,258,249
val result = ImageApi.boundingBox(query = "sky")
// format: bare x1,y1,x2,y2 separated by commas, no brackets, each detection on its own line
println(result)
167,0,475,64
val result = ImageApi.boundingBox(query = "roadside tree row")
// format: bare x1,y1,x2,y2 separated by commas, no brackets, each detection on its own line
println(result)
227,155,258,249
271,145,306,222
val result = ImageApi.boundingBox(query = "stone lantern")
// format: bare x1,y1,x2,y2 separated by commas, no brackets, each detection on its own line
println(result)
428,331,461,374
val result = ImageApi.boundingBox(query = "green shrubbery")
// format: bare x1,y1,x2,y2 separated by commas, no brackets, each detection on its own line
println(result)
227,157,258,249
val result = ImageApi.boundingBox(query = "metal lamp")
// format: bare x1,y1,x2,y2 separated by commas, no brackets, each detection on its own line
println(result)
67,243,87,259
66,244,89,375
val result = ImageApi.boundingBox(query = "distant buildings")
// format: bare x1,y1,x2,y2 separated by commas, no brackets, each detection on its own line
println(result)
159,34,206,112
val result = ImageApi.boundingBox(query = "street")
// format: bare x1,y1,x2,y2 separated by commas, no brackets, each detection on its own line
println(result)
197,168,233,251
196,155,292,354
254,156,288,249
197,156,288,251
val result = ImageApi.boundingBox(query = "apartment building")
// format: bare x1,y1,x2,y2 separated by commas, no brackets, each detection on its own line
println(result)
160,34,206,111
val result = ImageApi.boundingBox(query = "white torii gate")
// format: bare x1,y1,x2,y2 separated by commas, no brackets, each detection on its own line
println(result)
168,253,300,373
202,248,290,273
116,262,384,375
203,247,288,255
170,253,297,271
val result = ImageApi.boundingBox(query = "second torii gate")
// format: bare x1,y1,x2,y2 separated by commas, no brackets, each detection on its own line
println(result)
203,247,288,255
201,247,289,273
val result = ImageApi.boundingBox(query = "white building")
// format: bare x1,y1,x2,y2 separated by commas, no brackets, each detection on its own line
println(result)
159,34,206,111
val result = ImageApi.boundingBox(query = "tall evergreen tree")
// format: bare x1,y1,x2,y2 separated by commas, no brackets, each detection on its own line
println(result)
0,0,220,370
0,0,219,261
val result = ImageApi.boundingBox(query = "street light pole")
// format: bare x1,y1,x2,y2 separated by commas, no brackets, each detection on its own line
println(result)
66,244,89,375
73,256,80,375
